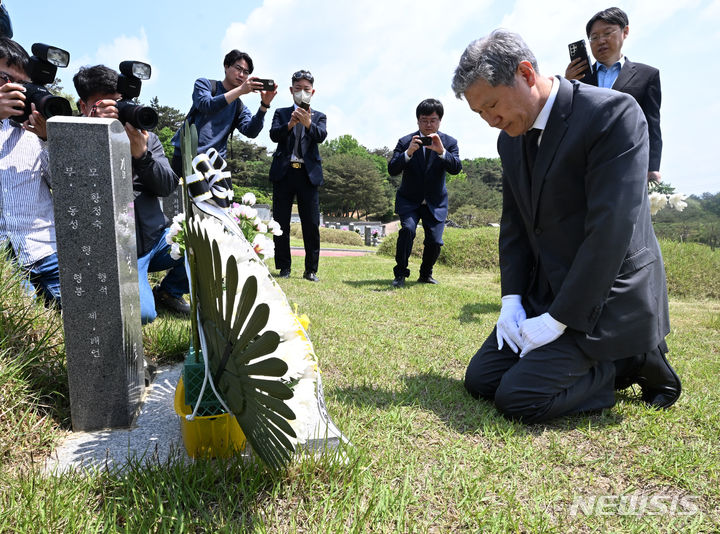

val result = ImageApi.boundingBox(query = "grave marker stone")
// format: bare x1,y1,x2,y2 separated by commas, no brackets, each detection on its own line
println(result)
48,117,145,432
161,189,182,221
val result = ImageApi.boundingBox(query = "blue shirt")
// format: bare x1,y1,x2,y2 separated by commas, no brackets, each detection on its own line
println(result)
171,78,266,158
596,58,624,89
0,119,55,266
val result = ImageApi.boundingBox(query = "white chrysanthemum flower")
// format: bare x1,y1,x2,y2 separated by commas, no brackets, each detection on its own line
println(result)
255,221,268,234
267,219,283,236
252,233,274,259
668,193,688,212
242,192,257,206
170,242,182,260
285,375,320,442
232,203,257,220
172,213,185,224
649,192,668,216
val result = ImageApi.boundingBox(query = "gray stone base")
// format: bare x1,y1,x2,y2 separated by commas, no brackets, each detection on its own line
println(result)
44,365,350,473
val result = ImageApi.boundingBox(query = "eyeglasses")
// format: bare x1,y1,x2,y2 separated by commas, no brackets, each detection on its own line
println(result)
418,118,439,126
292,70,314,84
589,28,621,42
231,64,250,76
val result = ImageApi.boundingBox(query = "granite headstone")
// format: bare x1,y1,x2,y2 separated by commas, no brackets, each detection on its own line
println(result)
47,117,145,432
161,188,182,222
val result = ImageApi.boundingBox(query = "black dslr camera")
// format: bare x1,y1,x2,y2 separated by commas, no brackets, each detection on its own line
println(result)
13,43,72,123
116,60,158,130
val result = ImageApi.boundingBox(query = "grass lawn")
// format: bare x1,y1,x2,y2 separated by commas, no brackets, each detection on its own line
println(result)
288,236,378,251
1,253,719,532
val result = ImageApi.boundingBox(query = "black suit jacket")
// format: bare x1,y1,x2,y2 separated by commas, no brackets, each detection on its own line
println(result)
581,58,662,172
498,77,669,361
132,132,178,257
269,106,327,186
388,131,462,221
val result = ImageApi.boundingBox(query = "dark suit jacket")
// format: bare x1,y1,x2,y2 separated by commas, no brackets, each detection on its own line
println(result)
581,58,662,172
132,132,178,257
498,76,669,361
388,131,462,221
269,106,327,186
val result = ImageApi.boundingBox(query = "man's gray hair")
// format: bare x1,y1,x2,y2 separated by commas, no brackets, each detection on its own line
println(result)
452,29,539,98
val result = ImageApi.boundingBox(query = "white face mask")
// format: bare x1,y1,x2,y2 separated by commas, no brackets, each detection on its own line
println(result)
293,90,312,107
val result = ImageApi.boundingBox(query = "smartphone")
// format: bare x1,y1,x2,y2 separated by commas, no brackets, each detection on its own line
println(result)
299,101,310,111
256,78,275,91
418,136,433,146
568,40,592,76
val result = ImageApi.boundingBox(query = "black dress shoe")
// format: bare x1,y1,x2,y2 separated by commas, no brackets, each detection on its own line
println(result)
391,276,405,288
635,350,682,409
153,287,190,315
303,271,319,282
277,268,291,278
417,275,438,284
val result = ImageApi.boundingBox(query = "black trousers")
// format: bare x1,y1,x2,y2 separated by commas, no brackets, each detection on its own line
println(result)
465,327,616,423
393,204,444,278
272,166,320,273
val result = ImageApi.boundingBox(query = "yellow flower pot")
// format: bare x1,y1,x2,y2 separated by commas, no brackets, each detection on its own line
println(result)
174,377,247,458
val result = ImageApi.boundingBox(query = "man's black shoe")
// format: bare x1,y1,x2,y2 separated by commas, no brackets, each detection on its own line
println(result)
635,350,682,409
417,275,438,284
153,287,190,315
391,276,405,288
277,268,291,278
303,271,319,282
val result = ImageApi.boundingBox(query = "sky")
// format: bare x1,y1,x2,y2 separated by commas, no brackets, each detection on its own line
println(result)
6,0,719,194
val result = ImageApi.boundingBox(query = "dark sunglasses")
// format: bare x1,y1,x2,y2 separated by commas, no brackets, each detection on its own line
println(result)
292,70,314,84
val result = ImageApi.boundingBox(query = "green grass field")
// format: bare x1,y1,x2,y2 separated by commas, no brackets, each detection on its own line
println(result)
1,237,719,532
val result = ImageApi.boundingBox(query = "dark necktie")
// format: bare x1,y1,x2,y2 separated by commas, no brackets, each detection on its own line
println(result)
293,123,303,158
524,128,541,175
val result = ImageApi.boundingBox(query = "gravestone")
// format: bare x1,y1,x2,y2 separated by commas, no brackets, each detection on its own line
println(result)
161,189,182,221
364,226,372,246
47,117,145,432
255,203,271,222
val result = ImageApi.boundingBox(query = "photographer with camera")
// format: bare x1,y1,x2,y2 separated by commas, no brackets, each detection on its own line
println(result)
73,64,189,323
0,37,61,307
388,98,462,289
169,49,276,176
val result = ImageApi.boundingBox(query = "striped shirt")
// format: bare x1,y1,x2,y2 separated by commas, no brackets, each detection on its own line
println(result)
0,119,56,266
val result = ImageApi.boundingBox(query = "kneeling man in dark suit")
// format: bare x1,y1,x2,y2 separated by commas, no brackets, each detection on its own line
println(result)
452,30,681,424
388,99,462,288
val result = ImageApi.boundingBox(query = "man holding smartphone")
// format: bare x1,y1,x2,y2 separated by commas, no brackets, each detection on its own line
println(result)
170,49,277,175
268,70,327,282
388,98,462,288
565,7,662,183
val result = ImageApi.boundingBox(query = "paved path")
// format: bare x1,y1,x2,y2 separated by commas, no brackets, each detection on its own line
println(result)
291,247,377,257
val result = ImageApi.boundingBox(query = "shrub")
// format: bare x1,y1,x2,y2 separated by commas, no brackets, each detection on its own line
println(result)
231,185,272,206
378,226,499,270
379,228,720,299
291,223,364,246
660,239,720,299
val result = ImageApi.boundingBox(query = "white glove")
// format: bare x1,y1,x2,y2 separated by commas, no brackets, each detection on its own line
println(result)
496,294,526,353
519,312,566,358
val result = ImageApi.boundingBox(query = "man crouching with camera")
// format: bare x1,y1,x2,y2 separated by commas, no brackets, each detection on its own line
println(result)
73,65,189,323
0,37,62,307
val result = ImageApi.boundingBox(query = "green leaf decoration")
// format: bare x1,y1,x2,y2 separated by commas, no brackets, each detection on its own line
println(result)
185,218,297,470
